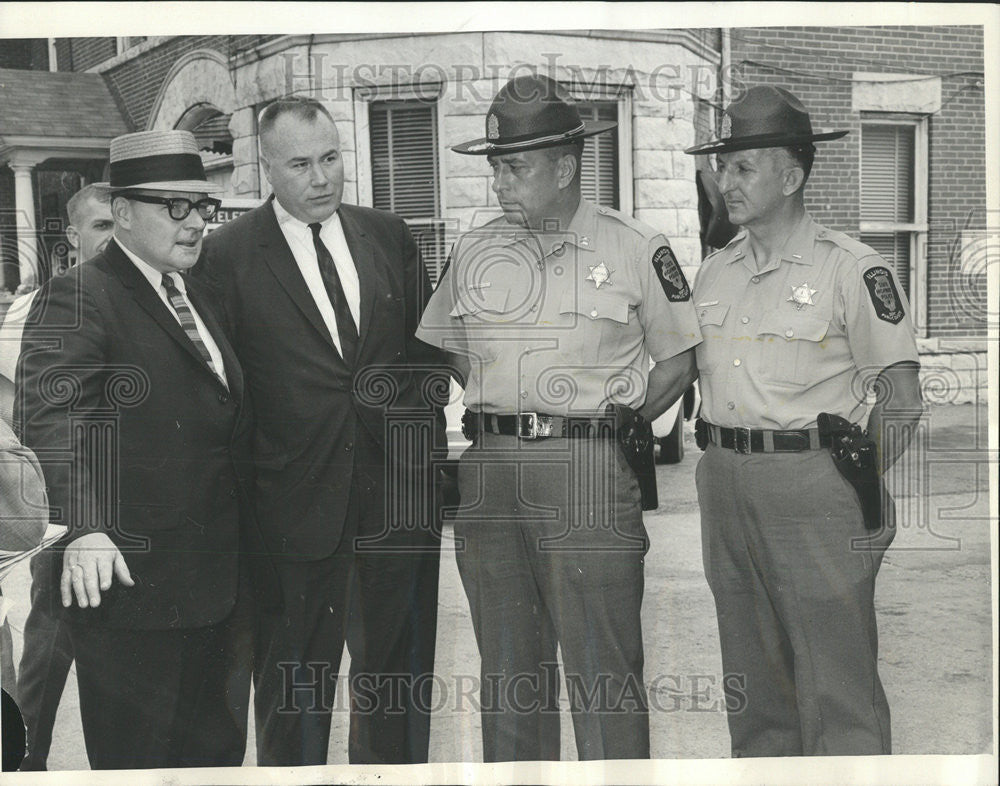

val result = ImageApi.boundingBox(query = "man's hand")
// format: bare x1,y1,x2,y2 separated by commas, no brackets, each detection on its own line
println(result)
61,533,134,608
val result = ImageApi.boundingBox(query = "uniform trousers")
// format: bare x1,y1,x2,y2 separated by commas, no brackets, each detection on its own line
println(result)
69,579,254,770
16,549,75,770
697,444,895,757
455,432,650,761
253,430,441,766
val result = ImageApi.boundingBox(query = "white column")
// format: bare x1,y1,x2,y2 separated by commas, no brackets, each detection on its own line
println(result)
10,163,40,291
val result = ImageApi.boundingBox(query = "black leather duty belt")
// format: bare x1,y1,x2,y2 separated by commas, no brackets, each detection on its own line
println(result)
462,410,614,440
703,420,830,454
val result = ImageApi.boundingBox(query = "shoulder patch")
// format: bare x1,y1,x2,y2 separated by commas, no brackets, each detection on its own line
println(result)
863,266,905,324
652,245,690,302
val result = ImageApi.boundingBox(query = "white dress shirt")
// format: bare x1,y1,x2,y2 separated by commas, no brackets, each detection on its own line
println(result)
272,198,361,358
115,238,229,387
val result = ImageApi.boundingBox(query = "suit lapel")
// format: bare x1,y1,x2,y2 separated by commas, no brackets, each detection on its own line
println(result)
105,241,223,384
257,200,342,356
339,205,380,359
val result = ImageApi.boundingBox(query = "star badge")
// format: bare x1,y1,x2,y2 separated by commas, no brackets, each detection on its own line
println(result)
788,282,817,309
586,262,614,289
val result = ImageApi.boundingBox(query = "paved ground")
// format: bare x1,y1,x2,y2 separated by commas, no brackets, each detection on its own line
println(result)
1,403,993,770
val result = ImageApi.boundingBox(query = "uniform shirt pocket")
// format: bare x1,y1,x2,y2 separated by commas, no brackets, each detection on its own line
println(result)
694,303,731,375
449,287,511,363
558,289,633,364
756,311,831,387
449,287,511,319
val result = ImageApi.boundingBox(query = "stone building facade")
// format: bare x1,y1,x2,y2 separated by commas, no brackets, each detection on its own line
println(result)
0,27,990,400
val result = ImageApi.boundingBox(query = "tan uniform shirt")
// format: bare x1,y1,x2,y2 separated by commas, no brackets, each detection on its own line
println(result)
417,199,701,415
693,212,919,429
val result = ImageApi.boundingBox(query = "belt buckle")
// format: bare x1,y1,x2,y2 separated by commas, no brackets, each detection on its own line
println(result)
734,427,752,454
519,412,539,439
519,412,555,439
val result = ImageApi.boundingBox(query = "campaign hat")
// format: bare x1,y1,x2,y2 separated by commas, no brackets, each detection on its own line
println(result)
98,129,222,192
685,86,847,155
452,74,616,156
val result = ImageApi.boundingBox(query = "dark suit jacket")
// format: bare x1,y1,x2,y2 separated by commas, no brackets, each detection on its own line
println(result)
198,200,445,560
15,239,261,630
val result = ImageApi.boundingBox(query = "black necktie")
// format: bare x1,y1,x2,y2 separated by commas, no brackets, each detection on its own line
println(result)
309,222,358,366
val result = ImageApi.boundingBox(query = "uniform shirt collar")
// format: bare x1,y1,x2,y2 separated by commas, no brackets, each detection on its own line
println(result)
113,236,188,293
726,212,815,268
500,197,597,255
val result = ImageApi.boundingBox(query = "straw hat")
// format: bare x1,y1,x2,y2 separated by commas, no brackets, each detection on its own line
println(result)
99,129,222,192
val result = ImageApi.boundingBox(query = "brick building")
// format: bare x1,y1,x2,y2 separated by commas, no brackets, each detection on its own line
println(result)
0,27,989,398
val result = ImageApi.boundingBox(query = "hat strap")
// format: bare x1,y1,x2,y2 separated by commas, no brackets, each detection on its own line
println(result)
491,122,586,149
110,153,207,189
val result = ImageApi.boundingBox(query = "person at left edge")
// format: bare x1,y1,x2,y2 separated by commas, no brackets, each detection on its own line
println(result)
196,96,446,766
1,183,113,771
15,129,268,769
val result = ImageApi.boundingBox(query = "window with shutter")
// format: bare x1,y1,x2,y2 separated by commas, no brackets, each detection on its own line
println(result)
369,100,447,285
860,121,923,300
575,101,619,209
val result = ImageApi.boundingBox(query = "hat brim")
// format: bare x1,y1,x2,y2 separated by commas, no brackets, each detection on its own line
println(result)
452,120,617,156
684,129,848,156
98,180,224,194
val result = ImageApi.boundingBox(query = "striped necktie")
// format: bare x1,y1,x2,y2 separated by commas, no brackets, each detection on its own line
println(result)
161,273,227,388
309,222,358,366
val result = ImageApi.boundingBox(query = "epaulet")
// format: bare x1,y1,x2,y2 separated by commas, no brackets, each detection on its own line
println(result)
702,228,745,264
814,225,878,261
593,204,659,240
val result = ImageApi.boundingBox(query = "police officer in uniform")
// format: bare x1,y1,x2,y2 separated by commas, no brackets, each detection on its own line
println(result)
418,74,700,761
685,86,924,757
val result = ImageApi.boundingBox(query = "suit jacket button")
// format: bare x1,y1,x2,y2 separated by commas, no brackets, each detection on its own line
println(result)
219,392,229,404
229,487,238,498
345,442,353,451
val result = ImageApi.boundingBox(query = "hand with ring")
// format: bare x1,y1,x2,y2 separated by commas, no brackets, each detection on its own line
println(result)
61,532,134,608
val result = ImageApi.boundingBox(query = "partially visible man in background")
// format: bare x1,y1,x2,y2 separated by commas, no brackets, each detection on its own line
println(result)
0,183,112,770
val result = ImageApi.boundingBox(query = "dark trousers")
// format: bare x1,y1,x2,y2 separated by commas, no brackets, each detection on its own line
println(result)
70,588,254,770
454,433,650,762
253,453,441,766
16,549,74,771
697,444,894,757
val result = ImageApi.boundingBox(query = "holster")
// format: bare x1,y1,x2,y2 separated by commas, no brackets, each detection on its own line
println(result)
694,417,709,450
816,412,886,531
608,405,658,511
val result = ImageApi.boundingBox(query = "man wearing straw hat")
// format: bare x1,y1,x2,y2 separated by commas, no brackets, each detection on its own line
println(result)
418,74,700,761
684,85,923,756
16,129,267,769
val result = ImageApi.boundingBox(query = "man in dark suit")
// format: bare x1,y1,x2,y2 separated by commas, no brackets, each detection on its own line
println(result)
197,96,445,766
16,130,263,769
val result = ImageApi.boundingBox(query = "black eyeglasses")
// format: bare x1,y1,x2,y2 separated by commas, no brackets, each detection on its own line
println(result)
122,193,222,221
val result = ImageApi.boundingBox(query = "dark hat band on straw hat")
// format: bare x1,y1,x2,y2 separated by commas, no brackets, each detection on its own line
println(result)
685,85,848,156
99,129,222,193
453,74,616,156
109,153,208,189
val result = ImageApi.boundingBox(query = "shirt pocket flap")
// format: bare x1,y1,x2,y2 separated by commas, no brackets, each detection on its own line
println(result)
449,287,510,317
559,289,631,324
758,311,830,342
696,303,730,327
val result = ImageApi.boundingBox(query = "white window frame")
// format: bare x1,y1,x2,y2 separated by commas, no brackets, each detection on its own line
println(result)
859,114,928,336
566,83,633,216
353,83,446,213
354,83,448,284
